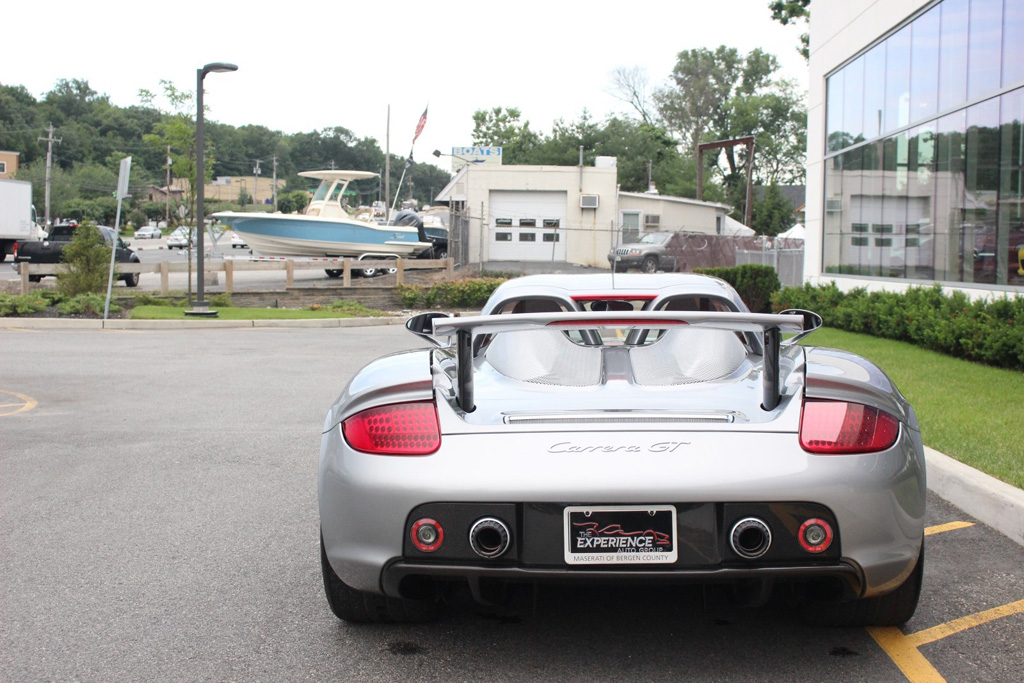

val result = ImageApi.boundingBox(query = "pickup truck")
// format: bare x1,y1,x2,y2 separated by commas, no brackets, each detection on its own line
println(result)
12,222,141,286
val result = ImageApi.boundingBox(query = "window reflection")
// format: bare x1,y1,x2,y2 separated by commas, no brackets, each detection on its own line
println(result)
822,0,1024,289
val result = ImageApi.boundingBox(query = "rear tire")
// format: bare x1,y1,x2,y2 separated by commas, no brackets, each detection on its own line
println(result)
803,544,924,627
123,272,140,288
320,533,437,623
641,256,658,273
29,275,42,283
325,269,342,278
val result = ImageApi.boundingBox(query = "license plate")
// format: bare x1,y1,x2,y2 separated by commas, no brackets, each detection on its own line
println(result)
564,505,677,565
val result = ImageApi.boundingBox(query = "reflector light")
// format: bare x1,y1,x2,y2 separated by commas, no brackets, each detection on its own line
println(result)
342,401,440,455
411,518,444,552
799,400,900,454
798,518,833,553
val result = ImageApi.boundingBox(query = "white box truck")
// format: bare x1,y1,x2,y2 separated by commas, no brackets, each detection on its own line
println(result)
1,178,46,262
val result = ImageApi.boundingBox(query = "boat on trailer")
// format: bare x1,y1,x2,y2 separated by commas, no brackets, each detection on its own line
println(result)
211,170,430,260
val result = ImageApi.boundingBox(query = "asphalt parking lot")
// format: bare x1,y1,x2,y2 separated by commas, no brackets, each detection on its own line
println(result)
1,323,1022,681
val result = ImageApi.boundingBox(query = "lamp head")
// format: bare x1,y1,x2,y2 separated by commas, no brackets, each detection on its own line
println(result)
201,62,238,77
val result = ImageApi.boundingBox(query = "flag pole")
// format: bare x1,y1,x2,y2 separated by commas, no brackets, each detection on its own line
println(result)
390,105,428,216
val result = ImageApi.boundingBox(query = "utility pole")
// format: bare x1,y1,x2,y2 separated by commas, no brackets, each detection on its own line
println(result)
271,155,278,211
37,123,61,227
253,159,261,207
165,146,172,225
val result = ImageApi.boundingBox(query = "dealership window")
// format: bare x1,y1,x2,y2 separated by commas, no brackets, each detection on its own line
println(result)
542,233,560,242
519,233,536,242
823,0,1024,289
543,219,559,227
519,218,536,227
495,218,513,227
495,232,512,242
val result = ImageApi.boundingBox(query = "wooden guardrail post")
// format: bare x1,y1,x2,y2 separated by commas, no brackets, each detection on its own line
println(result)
342,259,351,287
19,262,29,294
396,258,405,286
285,260,294,287
159,261,169,295
224,260,234,293
446,257,454,278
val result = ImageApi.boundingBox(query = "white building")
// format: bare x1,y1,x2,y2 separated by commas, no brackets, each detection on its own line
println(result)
806,0,1024,295
435,158,732,268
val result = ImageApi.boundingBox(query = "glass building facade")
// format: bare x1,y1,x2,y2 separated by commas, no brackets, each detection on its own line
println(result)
824,0,1024,288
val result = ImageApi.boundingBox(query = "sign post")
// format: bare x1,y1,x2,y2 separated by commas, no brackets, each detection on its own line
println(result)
104,156,131,320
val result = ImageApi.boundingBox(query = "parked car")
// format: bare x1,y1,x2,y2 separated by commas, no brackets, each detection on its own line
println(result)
607,231,693,273
133,225,162,240
318,273,926,626
166,228,194,249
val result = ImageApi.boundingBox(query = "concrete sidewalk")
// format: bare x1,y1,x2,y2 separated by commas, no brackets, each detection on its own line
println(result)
3,315,1022,548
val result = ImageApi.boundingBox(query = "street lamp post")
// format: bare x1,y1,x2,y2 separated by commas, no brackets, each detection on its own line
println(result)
188,61,237,317
433,150,483,269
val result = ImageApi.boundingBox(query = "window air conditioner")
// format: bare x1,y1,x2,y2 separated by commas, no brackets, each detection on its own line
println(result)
580,194,599,209
644,214,660,227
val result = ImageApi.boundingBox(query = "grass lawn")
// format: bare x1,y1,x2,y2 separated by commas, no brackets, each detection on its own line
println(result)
129,306,384,321
807,328,1024,490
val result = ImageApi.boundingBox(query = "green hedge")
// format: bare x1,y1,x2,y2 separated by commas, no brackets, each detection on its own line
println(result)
772,282,1024,371
693,264,781,313
396,278,507,309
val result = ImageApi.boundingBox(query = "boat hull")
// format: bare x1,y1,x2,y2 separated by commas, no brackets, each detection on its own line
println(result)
211,212,430,258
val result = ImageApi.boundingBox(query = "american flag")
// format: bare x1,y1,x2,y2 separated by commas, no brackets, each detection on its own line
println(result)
412,106,428,144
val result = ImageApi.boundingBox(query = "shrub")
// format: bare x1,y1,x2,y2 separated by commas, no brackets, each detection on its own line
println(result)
771,282,1024,371
694,264,781,313
397,277,507,309
0,292,50,316
57,221,110,297
56,293,120,316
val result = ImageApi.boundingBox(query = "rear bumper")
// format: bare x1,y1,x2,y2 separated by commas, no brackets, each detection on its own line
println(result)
319,425,926,599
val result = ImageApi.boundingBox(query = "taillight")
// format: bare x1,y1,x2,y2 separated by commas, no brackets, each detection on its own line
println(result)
799,400,900,454
342,401,440,455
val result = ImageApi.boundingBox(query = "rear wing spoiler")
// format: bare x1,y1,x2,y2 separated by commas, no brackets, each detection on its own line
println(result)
406,310,821,414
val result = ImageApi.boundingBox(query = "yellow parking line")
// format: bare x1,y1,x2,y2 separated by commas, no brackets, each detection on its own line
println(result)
868,626,945,682
0,391,38,417
905,599,1024,648
0,327,41,333
925,521,975,536
868,598,1024,682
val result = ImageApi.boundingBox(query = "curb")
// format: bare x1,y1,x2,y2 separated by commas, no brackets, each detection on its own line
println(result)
925,447,1024,546
1,316,406,330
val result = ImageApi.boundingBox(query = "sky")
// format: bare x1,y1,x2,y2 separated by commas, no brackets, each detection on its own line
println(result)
2,0,808,172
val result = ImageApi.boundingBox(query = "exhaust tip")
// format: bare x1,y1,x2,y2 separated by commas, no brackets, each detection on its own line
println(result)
469,517,511,559
730,517,772,559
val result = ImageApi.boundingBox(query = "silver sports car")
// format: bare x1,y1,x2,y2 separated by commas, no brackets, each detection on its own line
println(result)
319,274,926,625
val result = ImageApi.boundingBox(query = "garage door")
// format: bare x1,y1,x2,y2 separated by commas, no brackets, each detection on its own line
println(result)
489,191,567,261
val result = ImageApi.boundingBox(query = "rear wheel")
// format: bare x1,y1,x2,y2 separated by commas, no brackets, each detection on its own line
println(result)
325,269,343,278
124,272,140,287
803,544,924,627
359,266,378,277
28,275,42,283
641,256,658,273
320,533,437,623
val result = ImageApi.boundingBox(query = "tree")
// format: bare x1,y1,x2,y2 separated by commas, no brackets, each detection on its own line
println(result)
769,0,811,60
471,107,541,163
57,221,109,296
751,182,796,236
608,66,656,125
653,46,807,219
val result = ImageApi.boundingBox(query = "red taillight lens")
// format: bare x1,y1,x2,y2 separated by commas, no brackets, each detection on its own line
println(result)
342,401,440,455
799,400,900,454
